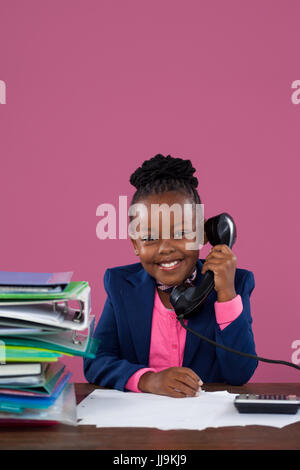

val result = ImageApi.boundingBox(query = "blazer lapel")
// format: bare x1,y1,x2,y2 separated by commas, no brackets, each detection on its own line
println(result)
182,259,217,367
122,267,155,366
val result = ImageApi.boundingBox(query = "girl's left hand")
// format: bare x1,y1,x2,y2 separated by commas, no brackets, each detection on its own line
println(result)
201,244,237,302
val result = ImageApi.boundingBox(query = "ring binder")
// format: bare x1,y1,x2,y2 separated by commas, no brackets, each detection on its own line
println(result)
0,284,91,331
72,331,82,345
1,316,97,358
72,303,84,323
0,274,96,427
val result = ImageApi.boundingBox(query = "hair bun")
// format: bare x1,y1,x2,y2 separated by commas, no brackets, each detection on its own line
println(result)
130,154,198,190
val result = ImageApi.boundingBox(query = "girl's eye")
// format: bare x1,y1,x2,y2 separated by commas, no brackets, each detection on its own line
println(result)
174,231,183,239
174,230,195,240
141,235,158,242
174,231,188,239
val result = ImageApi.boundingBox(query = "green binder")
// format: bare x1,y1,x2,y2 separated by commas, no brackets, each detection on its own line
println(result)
1,331,98,359
4,346,62,361
0,281,88,301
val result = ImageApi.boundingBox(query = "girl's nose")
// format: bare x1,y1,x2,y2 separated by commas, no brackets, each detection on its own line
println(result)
158,239,176,254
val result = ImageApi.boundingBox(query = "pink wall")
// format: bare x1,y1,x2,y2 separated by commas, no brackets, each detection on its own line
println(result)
0,0,299,383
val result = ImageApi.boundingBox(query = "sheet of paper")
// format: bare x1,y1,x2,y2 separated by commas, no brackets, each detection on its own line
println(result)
77,389,300,430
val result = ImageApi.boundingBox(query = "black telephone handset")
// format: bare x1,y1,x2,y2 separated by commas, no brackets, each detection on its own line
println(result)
170,213,237,318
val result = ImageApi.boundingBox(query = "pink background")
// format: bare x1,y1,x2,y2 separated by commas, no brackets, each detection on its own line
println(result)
0,0,299,383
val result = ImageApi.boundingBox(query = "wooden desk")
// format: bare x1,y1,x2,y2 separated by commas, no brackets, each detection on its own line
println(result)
0,383,299,450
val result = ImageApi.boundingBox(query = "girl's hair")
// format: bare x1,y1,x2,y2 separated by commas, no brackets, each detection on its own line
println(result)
129,154,201,205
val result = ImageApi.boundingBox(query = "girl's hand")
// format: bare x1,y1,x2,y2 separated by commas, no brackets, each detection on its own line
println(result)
138,367,203,398
201,244,237,302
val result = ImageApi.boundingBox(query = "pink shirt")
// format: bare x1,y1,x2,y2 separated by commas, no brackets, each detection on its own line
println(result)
125,290,243,392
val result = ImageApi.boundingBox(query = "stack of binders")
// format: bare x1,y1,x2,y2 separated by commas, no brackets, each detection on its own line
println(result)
0,270,98,426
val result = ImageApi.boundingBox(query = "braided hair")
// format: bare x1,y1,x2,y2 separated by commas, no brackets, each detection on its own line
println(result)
129,154,201,205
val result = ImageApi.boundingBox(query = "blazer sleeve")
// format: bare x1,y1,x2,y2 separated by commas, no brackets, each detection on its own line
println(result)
83,270,149,391
214,270,258,385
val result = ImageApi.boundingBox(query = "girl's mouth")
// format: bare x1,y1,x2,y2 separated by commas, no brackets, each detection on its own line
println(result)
157,259,182,271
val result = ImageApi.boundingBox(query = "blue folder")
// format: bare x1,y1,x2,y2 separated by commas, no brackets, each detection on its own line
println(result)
0,371,72,414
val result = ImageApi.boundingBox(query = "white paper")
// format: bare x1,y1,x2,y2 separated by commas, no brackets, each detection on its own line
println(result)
77,389,300,430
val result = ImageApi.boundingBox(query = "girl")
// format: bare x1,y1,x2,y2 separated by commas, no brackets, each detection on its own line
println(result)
84,154,257,397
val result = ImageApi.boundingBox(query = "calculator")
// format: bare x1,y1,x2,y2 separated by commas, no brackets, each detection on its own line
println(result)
234,394,300,414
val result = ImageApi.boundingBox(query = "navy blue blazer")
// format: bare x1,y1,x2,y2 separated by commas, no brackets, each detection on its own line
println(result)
84,259,258,389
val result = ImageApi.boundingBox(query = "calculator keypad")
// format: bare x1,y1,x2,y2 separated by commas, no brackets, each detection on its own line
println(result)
236,394,299,401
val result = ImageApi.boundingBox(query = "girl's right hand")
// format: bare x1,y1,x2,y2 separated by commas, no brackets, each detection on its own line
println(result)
138,367,203,398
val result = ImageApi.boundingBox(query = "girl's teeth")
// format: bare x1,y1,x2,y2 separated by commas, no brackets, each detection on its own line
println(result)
160,261,179,267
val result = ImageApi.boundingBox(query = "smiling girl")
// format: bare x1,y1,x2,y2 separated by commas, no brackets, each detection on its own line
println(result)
84,154,257,397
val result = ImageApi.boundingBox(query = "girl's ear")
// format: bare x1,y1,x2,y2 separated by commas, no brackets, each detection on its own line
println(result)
130,237,139,255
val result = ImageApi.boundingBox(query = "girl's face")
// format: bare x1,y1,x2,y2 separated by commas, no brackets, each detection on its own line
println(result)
130,191,200,286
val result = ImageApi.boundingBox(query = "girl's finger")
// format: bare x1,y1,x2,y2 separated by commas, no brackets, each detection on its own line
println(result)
168,388,188,398
201,262,222,274
206,250,228,260
175,374,199,392
178,367,202,385
202,260,223,270
210,244,232,254
173,380,198,397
